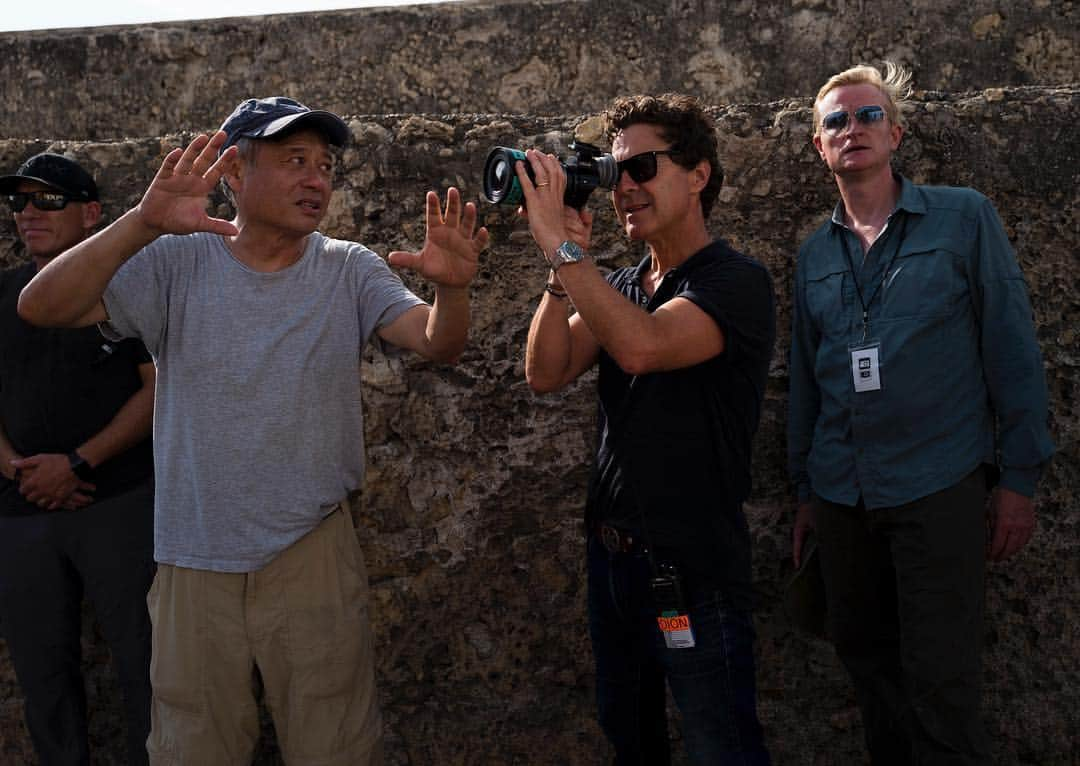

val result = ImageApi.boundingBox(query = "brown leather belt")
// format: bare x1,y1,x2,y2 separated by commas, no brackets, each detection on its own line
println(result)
594,523,647,554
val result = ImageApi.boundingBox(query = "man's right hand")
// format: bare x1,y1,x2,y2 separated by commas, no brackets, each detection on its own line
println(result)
11,453,96,511
2,455,22,482
793,502,816,568
135,130,240,239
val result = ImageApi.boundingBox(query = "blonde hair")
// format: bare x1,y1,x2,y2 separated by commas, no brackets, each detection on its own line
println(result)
813,61,913,135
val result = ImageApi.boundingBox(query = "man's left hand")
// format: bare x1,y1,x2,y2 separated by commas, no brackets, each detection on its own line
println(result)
11,453,96,511
987,486,1036,562
388,188,488,288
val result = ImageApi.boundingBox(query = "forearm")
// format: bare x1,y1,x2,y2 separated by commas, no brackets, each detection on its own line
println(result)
971,202,1054,492
421,285,471,363
980,286,1054,492
19,208,160,327
525,290,574,392
76,379,154,469
787,286,820,503
787,376,818,502
0,424,22,480
555,259,658,375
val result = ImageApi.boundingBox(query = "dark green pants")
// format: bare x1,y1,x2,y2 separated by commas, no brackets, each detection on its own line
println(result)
814,468,990,765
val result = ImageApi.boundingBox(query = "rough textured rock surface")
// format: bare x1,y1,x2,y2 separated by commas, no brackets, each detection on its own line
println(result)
1,83,1077,764
0,0,1078,139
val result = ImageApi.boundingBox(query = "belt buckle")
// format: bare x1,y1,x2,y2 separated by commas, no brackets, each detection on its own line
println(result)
600,524,623,553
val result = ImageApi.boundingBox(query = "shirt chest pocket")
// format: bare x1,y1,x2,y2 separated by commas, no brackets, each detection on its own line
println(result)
880,245,967,321
804,268,855,337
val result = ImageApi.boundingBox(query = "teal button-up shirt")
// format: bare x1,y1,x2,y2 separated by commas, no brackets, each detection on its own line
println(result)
788,176,1054,509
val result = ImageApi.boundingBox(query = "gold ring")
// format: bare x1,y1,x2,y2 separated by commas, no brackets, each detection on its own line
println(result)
536,182,550,188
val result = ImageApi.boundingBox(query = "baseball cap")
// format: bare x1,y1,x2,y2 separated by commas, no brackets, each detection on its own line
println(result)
0,153,99,201
219,96,350,152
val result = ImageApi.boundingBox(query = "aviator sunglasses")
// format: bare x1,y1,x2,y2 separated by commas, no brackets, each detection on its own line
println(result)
616,149,682,184
5,190,76,213
821,105,887,135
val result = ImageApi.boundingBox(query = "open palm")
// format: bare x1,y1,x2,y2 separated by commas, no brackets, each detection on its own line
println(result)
137,131,239,238
388,188,488,288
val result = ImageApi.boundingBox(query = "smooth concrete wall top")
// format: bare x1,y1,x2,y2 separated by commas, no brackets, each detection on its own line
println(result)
1,0,1078,140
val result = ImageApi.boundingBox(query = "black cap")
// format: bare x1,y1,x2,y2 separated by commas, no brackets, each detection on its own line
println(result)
219,97,350,153
0,153,99,201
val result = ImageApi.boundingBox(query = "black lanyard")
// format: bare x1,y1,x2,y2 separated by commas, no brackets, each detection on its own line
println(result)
839,213,909,340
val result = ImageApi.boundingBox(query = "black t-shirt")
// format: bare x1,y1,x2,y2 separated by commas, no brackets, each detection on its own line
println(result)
586,240,776,608
0,262,154,515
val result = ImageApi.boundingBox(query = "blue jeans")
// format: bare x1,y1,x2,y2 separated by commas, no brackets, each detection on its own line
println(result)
586,536,770,766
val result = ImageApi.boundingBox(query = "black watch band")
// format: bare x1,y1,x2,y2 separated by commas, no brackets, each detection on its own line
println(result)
67,451,94,481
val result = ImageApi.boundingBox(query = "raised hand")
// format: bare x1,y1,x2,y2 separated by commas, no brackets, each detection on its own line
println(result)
135,131,239,238
515,149,581,256
387,188,488,288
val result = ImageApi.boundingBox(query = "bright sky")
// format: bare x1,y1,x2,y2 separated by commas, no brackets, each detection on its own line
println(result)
1,0,457,33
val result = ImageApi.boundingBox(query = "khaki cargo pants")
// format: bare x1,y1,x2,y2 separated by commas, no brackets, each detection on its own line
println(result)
146,506,383,765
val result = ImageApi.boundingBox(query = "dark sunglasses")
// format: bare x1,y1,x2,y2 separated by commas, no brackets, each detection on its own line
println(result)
821,105,887,135
5,190,74,213
616,149,682,184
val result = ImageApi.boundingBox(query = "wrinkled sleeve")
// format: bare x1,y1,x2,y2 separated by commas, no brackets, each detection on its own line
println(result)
969,198,1054,496
100,240,171,358
787,244,821,504
350,244,426,350
682,258,776,368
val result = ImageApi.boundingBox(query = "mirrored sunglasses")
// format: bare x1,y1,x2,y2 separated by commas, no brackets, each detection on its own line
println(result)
616,149,681,184
5,190,74,213
821,105,887,135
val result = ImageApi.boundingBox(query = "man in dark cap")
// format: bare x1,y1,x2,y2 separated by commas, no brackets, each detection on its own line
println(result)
0,153,155,765
19,98,488,765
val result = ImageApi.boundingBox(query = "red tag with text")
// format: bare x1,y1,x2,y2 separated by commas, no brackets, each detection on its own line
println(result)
657,611,695,648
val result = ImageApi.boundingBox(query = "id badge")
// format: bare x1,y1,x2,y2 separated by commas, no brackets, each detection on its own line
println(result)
657,610,696,649
849,340,882,393
650,566,696,649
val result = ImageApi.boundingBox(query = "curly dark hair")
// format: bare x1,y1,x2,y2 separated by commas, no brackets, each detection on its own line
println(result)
603,93,723,218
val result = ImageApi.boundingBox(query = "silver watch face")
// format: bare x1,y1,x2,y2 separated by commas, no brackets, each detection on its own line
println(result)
554,240,584,265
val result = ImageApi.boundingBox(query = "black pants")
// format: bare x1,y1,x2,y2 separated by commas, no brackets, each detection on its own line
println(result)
814,468,990,766
0,480,155,766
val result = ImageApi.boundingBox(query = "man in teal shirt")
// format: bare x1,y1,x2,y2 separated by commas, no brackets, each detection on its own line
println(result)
788,62,1053,764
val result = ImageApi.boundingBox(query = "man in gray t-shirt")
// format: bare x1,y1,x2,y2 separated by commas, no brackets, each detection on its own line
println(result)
18,97,488,765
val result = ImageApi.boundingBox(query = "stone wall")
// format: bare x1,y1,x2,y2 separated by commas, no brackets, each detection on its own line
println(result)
2,0,1079,763
1,83,1077,764
0,0,1078,140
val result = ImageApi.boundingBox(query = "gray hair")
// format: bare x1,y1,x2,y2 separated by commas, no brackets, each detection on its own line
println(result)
218,137,259,207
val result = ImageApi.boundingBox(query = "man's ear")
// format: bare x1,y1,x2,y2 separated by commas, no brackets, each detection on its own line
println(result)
221,151,244,197
690,158,710,194
81,200,102,230
890,123,904,152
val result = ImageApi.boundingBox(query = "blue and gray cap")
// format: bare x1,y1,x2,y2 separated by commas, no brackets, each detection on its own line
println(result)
218,97,350,153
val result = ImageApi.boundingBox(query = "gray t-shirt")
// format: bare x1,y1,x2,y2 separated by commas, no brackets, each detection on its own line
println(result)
102,231,424,572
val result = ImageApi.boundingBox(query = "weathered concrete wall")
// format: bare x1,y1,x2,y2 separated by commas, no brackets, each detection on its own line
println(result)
1,0,1078,141
1,84,1077,764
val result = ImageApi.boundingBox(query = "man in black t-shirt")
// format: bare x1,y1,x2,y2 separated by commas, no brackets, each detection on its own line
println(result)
0,154,155,766
521,95,775,765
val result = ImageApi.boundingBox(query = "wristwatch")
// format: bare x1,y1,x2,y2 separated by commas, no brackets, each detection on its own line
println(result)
548,240,584,272
67,450,94,482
